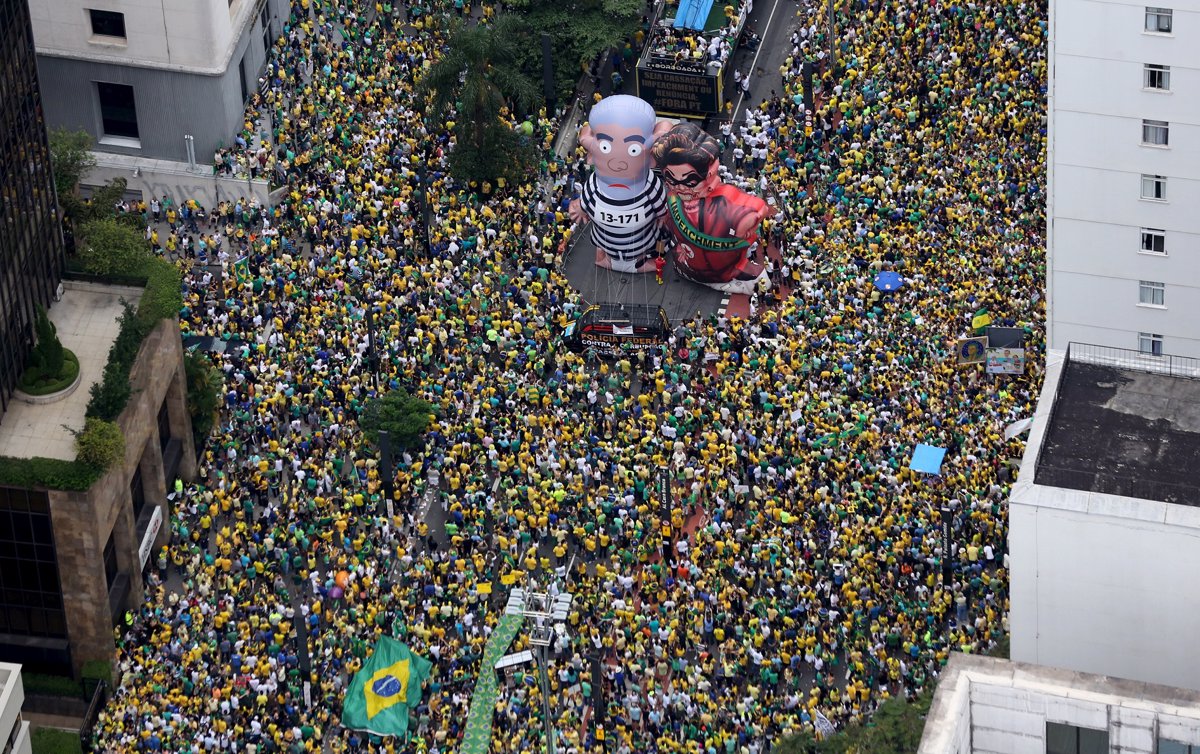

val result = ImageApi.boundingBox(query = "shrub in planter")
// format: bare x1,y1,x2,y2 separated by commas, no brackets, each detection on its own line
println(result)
18,350,79,395
74,417,124,471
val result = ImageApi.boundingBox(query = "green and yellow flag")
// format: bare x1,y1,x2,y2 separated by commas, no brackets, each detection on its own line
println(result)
233,256,251,284
341,637,432,737
971,307,991,334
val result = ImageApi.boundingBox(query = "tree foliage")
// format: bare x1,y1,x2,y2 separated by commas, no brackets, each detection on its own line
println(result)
420,17,541,184
30,305,66,380
49,128,96,218
184,351,223,448
506,0,643,101
772,693,933,754
77,217,150,276
358,389,437,451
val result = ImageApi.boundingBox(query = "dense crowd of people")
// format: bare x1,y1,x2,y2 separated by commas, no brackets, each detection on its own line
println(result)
92,0,1047,750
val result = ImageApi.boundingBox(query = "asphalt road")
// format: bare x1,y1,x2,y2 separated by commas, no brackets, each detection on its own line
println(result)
561,230,731,323
726,0,801,123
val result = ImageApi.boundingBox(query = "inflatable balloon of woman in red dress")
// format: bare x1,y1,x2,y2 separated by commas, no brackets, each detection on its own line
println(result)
652,122,770,295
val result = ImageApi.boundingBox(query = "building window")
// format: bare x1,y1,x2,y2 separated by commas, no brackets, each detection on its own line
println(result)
89,8,126,38
1139,332,1164,355
1139,280,1165,306
1140,228,1166,254
1159,740,1200,754
96,82,139,139
1046,722,1110,754
260,2,271,30
1144,63,1171,90
1142,119,1169,146
1145,6,1173,32
1141,174,1167,200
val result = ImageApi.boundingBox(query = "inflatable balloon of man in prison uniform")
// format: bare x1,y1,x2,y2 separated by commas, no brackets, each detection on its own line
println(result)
568,95,673,273
653,121,771,294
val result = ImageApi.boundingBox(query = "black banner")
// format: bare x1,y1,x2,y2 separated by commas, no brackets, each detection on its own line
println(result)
636,64,722,115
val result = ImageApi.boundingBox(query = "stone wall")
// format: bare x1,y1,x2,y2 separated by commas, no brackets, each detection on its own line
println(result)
47,318,195,677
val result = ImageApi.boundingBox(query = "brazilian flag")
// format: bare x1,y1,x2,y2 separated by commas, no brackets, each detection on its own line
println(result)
233,256,251,285
341,637,432,737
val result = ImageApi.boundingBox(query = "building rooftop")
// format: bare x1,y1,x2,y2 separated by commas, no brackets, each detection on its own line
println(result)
0,281,142,462
1035,358,1200,506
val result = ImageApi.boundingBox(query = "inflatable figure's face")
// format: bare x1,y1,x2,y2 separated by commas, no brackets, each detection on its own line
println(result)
661,160,719,202
588,122,655,189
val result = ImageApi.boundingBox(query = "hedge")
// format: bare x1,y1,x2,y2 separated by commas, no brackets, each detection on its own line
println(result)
85,304,148,422
0,455,102,492
17,350,80,395
22,672,84,698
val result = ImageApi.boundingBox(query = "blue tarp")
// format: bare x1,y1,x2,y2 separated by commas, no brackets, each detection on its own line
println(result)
909,444,947,475
673,0,715,30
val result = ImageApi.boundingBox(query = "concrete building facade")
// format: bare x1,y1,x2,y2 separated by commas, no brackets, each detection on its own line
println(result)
1047,0,1200,358
0,310,196,677
918,654,1200,754
1007,346,1200,694
29,0,289,163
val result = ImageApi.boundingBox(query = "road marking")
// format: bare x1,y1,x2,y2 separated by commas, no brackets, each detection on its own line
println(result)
732,0,783,123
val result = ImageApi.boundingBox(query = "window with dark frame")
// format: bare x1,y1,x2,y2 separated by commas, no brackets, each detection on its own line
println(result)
1046,722,1110,754
1145,6,1173,32
1159,740,1200,754
96,81,139,139
89,8,126,38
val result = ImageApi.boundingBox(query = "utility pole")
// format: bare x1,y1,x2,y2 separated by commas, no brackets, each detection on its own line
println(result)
505,588,574,754
380,430,394,521
828,0,836,73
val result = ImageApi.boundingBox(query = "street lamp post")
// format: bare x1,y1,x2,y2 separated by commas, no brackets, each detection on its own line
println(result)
505,588,574,754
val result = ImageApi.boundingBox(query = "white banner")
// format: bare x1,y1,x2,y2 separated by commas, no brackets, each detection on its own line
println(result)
1004,417,1034,441
138,505,164,570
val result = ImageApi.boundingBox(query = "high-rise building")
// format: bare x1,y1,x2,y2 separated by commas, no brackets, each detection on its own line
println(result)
1047,0,1200,358
28,0,288,163
0,0,67,417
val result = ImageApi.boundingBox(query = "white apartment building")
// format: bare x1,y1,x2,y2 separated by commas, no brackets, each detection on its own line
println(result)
1048,0,1200,359
1008,346,1200,694
29,0,288,163
0,663,32,754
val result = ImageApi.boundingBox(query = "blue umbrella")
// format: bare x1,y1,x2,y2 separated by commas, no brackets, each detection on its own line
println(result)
874,271,905,291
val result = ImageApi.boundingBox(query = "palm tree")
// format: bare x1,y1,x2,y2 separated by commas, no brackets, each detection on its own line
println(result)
420,17,541,184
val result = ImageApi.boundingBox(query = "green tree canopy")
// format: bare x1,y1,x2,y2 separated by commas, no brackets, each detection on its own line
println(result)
506,0,643,101
772,693,933,754
31,305,66,379
77,216,151,276
359,389,437,451
48,128,96,220
420,17,540,184
184,351,223,449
